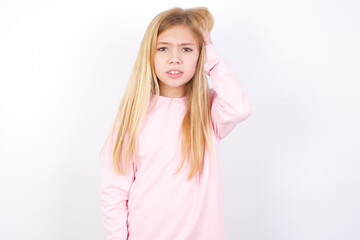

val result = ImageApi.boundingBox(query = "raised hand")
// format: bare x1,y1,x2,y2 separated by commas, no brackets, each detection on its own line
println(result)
199,26,213,46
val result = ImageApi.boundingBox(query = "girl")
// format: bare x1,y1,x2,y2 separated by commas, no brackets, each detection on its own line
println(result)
100,6,252,240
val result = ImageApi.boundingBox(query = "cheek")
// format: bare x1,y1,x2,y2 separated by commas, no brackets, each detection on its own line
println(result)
154,55,159,68
154,55,162,72
188,56,199,72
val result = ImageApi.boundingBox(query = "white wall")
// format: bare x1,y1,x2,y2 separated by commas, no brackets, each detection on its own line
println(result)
0,0,359,239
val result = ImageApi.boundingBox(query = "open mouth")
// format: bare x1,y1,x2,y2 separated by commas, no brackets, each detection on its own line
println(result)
166,70,183,78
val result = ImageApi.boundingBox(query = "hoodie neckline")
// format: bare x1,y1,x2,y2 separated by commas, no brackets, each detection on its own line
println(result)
151,94,187,104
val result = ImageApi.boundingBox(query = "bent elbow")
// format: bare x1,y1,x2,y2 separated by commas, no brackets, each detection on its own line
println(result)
234,103,253,122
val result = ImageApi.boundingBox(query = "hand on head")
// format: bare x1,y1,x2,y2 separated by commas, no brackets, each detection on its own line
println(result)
199,26,213,46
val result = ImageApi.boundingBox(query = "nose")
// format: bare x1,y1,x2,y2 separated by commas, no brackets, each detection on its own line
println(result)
168,50,182,64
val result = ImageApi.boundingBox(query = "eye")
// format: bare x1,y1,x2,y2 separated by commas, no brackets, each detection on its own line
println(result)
157,47,167,51
182,47,192,52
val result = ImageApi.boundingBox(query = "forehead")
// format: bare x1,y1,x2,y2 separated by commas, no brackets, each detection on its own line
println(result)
156,25,197,44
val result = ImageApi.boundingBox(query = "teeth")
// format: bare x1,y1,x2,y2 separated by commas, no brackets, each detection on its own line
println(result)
169,71,181,74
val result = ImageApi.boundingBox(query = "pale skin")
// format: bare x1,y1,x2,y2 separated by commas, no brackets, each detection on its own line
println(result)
199,26,213,46
154,25,213,98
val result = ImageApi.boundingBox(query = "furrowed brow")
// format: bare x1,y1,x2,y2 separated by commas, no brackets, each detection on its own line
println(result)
156,42,195,46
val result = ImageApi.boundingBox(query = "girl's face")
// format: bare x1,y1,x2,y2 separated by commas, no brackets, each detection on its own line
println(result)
154,24,200,98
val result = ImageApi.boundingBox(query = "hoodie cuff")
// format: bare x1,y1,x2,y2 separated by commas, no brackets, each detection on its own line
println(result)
204,43,221,76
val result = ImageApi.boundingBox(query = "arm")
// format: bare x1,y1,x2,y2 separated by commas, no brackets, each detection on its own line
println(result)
204,43,252,140
100,128,135,240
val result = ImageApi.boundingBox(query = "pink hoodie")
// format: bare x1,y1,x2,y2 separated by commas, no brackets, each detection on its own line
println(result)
100,43,252,240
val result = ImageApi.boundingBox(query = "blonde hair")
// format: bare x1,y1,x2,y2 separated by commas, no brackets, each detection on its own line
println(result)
100,7,215,183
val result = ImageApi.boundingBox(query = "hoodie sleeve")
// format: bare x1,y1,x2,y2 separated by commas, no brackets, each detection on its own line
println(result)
100,129,135,240
204,43,252,140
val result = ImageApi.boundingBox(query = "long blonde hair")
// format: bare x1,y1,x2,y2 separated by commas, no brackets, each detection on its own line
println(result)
100,7,215,183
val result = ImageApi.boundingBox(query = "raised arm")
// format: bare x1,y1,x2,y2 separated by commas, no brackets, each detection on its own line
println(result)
200,27,252,140
100,128,135,240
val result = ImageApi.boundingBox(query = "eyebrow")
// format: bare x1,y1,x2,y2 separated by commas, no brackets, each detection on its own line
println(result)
156,42,195,46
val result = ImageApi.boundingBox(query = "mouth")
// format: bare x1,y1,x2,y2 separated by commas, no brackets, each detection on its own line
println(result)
166,70,183,79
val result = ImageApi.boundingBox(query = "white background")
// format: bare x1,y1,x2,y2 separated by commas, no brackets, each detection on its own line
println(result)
1,0,359,239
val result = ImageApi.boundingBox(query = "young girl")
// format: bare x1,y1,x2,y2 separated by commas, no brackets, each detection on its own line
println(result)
100,6,252,240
